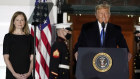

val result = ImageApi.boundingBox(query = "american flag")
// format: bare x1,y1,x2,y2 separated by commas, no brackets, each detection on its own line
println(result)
31,0,52,79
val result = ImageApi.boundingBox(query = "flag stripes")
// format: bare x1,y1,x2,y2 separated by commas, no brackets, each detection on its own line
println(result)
31,13,51,79
31,0,52,78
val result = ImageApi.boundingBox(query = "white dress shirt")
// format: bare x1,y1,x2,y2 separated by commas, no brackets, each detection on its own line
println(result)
98,21,107,34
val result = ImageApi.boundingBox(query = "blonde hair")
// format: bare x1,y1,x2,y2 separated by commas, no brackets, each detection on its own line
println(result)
9,11,30,35
95,3,111,14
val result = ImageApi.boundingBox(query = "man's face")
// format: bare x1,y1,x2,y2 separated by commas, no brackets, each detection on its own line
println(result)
95,8,110,24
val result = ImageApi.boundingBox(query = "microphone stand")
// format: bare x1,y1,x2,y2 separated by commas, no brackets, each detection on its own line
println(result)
32,22,40,79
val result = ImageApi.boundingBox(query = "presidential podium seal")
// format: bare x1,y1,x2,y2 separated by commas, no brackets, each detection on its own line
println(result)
93,53,112,72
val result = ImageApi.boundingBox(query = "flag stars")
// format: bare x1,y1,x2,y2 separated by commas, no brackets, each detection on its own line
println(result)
35,19,39,22
37,12,40,16
44,20,47,24
44,13,48,17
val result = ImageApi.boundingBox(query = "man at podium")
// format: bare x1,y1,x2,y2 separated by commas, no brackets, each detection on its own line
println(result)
73,3,131,60
73,3,132,79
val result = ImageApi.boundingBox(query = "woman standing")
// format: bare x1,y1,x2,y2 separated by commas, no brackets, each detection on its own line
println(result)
3,11,34,79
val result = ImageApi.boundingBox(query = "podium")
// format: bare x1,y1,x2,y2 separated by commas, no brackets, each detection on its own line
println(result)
76,48,129,79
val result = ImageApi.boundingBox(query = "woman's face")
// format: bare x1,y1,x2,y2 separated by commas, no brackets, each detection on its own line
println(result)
14,14,25,30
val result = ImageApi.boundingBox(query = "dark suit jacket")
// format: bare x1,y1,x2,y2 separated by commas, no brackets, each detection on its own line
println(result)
73,21,129,53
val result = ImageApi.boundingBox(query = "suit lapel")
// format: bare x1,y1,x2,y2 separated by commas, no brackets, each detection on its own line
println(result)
95,21,101,47
104,23,111,46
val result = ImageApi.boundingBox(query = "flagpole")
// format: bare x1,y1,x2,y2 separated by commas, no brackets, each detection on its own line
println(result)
32,22,40,79
33,25,36,79
32,1,41,78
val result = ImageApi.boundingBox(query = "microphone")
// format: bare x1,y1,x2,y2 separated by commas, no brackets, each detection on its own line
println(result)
101,22,105,28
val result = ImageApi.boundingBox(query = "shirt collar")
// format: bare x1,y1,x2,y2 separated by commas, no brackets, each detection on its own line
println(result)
98,21,108,33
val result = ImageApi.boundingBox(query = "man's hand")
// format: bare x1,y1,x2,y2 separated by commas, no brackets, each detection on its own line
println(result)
128,53,132,62
135,33,140,37
75,52,78,61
